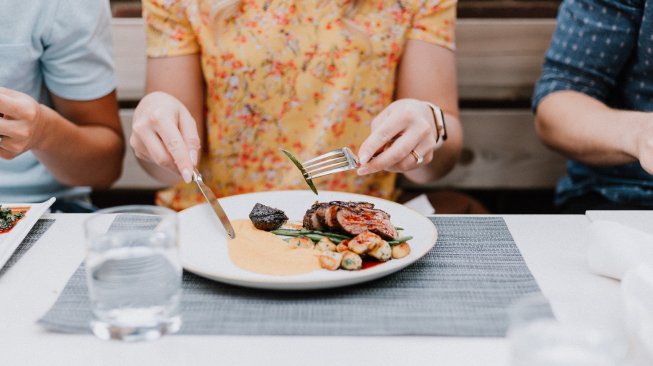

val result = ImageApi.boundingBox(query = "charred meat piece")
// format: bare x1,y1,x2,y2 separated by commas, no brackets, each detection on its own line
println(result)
249,203,288,231
302,201,398,240
303,202,329,231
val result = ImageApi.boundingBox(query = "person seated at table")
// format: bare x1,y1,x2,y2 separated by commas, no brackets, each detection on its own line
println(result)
533,0,653,213
130,0,468,212
0,1,125,212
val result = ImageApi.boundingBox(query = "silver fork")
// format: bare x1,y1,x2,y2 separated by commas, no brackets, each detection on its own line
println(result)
302,147,361,180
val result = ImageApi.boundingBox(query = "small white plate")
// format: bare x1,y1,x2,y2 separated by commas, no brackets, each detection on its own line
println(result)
179,191,437,290
0,198,56,269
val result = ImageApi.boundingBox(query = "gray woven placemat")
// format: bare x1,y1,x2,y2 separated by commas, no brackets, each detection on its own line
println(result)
38,216,548,337
0,219,55,277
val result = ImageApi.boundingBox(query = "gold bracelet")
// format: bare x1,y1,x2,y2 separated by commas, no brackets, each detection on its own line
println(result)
424,102,448,142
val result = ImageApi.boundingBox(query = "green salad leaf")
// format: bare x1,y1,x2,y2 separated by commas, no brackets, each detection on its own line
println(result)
281,149,318,195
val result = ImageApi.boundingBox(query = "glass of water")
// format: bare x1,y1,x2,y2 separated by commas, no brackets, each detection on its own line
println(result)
84,205,182,341
508,293,627,366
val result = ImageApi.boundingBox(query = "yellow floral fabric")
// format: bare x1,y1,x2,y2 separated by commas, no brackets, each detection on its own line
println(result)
143,0,456,211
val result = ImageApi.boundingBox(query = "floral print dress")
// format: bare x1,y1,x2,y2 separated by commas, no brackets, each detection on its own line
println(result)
144,0,456,211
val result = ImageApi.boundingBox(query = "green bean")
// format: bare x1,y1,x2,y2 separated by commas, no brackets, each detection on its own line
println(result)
271,229,346,244
388,236,413,245
273,229,410,246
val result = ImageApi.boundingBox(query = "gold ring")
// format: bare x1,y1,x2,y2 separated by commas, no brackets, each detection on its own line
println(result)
410,150,423,165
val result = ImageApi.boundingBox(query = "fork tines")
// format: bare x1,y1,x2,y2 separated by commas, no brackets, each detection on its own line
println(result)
302,148,358,180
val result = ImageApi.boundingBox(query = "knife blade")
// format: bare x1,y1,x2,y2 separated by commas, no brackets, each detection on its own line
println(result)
192,169,236,239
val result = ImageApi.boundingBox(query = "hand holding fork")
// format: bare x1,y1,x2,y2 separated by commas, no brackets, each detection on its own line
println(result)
301,99,447,180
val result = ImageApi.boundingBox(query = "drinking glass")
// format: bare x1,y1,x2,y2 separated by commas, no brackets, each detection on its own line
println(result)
84,205,182,341
508,293,627,366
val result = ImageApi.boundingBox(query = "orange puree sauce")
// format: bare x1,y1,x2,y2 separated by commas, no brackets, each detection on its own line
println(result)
227,219,321,276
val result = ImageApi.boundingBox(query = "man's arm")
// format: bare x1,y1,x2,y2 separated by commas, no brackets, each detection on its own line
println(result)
0,88,124,188
42,91,124,187
533,0,646,168
536,91,649,169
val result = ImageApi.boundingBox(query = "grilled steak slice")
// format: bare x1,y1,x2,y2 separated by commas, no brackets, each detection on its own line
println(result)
334,206,397,240
303,202,329,231
315,203,330,229
304,201,397,240
323,205,341,230
303,204,317,230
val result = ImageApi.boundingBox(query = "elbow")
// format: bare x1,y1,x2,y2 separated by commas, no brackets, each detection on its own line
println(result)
534,112,559,151
90,140,126,189
93,162,123,189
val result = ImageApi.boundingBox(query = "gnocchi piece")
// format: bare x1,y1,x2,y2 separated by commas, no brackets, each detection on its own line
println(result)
340,251,363,271
349,231,384,255
391,242,411,259
319,251,343,271
288,236,314,249
336,240,350,253
368,240,392,262
315,237,337,252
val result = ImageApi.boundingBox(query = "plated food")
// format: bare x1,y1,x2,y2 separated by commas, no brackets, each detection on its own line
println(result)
178,190,437,290
0,205,27,234
0,198,56,271
248,201,412,272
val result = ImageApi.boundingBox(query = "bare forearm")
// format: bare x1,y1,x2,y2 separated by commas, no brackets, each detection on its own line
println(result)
133,55,205,185
395,40,462,184
32,105,124,188
536,91,646,166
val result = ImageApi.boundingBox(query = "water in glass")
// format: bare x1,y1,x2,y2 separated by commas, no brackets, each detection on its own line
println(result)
85,206,182,341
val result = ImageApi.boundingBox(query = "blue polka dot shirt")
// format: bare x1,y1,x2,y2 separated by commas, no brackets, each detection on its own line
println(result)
533,0,653,206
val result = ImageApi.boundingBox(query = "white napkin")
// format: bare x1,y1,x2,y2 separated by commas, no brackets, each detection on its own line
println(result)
403,194,435,215
587,220,653,280
587,220,653,363
622,263,653,362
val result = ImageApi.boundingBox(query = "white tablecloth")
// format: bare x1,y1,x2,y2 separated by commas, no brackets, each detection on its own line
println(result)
0,213,644,365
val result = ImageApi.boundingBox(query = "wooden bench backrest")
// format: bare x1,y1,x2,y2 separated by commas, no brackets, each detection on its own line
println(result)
112,18,566,190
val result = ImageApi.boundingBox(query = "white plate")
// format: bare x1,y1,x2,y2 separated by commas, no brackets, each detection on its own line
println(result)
179,191,437,290
0,198,56,269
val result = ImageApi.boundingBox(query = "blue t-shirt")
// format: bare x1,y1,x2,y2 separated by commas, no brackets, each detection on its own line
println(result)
533,0,653,206
0,0,115,203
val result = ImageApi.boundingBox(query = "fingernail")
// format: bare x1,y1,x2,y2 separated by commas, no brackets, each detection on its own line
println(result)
357,167,370,175
359,153,370,165
182,169,192,183
190,150,198,166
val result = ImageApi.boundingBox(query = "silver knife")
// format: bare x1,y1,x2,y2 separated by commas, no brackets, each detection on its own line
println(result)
192,169,236,239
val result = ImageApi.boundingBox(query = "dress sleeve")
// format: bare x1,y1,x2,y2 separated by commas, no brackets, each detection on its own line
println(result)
143,0,200,58
40,0,115,101
406,0,457,51
532,0,643,111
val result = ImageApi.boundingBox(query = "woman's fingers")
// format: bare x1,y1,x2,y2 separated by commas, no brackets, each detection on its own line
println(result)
178,107,201,165
358,131,420,175
131,92,201,183
131,129,177,173
386,137,435,173
357,112,404,165
358,100,442,175
150,111,195,183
